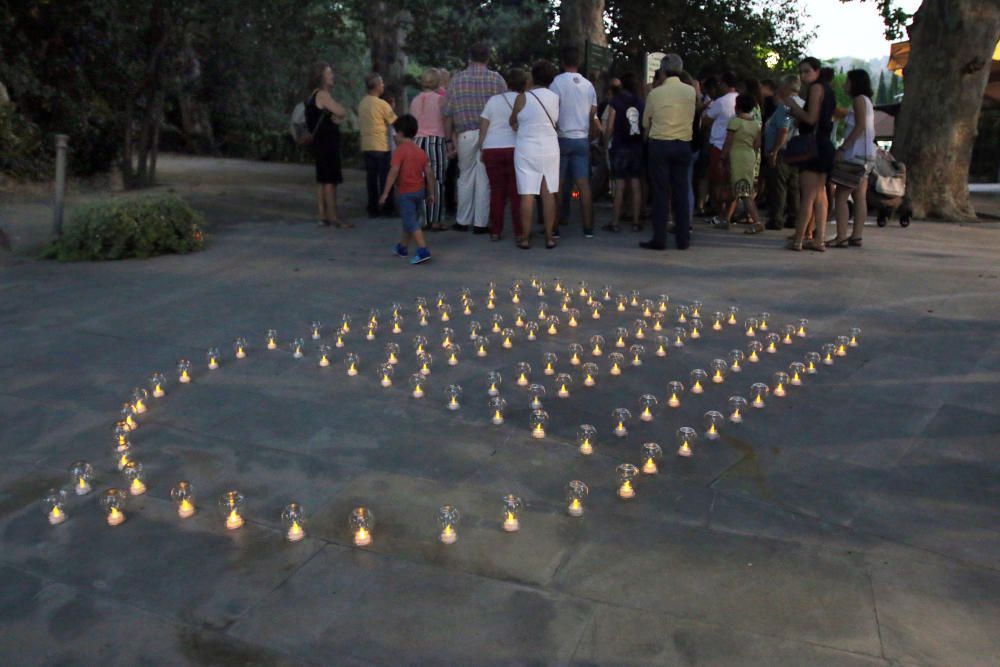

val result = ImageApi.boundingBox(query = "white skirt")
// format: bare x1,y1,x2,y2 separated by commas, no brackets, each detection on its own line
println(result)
515,151,560,196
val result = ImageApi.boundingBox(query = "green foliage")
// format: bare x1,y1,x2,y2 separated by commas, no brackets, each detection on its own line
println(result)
875,71,889,105
842,0,913,40
0,103,50,180
44,194,206,261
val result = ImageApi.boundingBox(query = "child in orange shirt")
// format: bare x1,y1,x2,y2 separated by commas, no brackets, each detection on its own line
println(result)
380,114,436,264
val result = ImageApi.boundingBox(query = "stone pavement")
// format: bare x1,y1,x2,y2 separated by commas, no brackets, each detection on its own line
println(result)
1,155,999,666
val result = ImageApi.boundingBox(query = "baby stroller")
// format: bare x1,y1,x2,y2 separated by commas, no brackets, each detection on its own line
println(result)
868,148,911,227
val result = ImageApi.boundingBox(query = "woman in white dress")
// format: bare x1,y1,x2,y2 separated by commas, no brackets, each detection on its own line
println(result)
510,60,560,249
828,69,876,247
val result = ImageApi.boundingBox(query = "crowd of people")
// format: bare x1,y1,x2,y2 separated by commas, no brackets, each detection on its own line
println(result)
302,44,878,264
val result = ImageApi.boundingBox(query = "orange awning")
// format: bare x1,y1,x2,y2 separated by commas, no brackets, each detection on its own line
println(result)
889,40,1000,76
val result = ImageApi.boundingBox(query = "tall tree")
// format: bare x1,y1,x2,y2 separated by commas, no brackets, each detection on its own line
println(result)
857,0,1000,220
888,72,900,100
875,70,888,104
559,0,607,52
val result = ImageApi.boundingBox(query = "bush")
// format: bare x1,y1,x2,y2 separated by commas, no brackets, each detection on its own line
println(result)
0,103,51,181
44,194,205,261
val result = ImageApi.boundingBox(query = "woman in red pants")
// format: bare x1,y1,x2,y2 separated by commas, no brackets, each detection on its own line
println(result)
477,68,526,242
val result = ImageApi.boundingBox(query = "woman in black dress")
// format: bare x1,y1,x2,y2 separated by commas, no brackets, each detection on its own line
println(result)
306,62,350,227
785,57,836,251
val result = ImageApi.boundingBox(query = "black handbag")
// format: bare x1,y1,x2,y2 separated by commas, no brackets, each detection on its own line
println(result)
783,134,816,165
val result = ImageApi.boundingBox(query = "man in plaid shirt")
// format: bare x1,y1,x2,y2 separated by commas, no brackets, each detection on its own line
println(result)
443,42,506,232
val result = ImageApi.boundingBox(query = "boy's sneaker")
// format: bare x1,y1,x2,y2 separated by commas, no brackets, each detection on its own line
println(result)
583,228,594,239
393,243,408,257
410,247,432,264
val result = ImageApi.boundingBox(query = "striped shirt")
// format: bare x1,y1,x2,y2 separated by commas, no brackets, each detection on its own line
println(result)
442,63,506,134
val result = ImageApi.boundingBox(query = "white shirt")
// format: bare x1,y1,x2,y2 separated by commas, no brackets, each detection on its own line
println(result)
842,96,876,163
549,72,597,139
480,92,518,149
515,88,560,155
705,91,738,150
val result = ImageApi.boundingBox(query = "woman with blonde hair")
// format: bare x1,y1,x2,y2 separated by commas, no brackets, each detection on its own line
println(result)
411,68,447,230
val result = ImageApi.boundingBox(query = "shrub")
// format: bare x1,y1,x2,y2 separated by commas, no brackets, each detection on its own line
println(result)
44,194,205,261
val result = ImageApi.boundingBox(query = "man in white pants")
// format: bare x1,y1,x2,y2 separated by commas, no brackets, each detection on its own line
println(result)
442,43,506,233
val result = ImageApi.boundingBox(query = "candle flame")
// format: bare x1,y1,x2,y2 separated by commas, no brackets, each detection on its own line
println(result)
354,527,370,544
179,499,194,515
767,344,777,353
50,505,63,519
642,407,652,418
708,424,717,434
617,304,626,312
643,458,657,474
585,374,594,385
592,346,602,355
393,324,402,333
226,509,243,530
746,326,755,336
619,480,633,496
713,370,723,381
287,521,304,541
728,314,737,324
107,507,123,524
449,397,459,408
442,524,455,537
569,498,582,511
643,308,652,317
130,478,146,495
678,314,687,323
616,337,624,347
713,321,722,330
798,326,806,336
515,316,523,326
693,381,703,392
465,306,472,315
493,410,503,421
512,294,520,304
548,325,557,335
388,353,398,364
78,477,88,490
749,351,759,362
732,409,741,420
569,317,577,327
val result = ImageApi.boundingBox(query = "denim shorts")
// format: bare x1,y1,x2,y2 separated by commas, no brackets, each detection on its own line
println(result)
559,137,591,182
398,190,425,233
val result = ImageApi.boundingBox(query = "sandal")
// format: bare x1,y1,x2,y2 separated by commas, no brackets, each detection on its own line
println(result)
803,240,826,252
517,238,531,250
489,234,501,242
848,238,863,247
545,238,557,250
744,223,765,235
825,237,850,248
785,239,803,251
601,223,621,233
332,220,355,229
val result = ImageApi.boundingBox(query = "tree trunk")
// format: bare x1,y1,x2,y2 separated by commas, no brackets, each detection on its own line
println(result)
893,0,1000,220
559,0,607,52
364,2,410,111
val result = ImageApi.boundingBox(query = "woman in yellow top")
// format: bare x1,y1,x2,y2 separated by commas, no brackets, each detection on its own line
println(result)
721,94,764,233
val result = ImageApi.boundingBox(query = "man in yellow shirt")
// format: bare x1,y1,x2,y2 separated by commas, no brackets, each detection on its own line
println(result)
358,73,398,217
641,54,696,251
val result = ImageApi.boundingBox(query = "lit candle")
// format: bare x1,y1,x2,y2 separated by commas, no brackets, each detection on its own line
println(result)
667,381,683,408
590,335,604,356
502,495,521,532
150,372,166,398
530,408,548,438
640,406,654,422
835,335,849,357
107,507,125,526
688,319,701,339
751,382,768,408
745,318,757,337
207,349,219,370
822,344,836,365
748,341,762,363
712,312,724,330
616,464,638,499
287,521,304,542
178,498,195,518
690,369,707,394
438,505,460,544
582,363,597,387
267,330,278,350
129,477,146,495
410,374,425,398
612,408,631,437
556,373,572,398
656,337,668,357
566,481,588,516
728,396,747,422
380,364,393,387
641,443,662,474
487,297,495,310
101,488,127,526
45,489,67,525
48,504,66,525
797,319,809,337
283,502,306,542
848,327,861,347
312,322,322,340
758,313,770,331
124,462,146,496
366,327,376,341
502,332,513,349
446,384,462,411
235,338,248,358
609,352,623,376
676,427,696,458
577,425,595,455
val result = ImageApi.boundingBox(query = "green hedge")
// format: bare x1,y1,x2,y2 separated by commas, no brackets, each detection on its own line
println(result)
44,194,205,261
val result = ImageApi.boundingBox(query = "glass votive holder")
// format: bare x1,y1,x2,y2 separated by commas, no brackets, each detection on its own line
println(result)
491,314,504,334
177,359,192,384
672,327,687,348
747,341,763,363
171,481,195,518
638,394,658,422
651,312,665,332
501,328,515,349
744,317,759,337
391,314,404,334
206,347,220,370
554,277,565,293
614,327,629,349
727,305,740,325
123,461,146,496
758,312,771,331
797,318,809,337
69,460,93,495
541,352,558,375
487,371,502,397
616,463,638,499
440,327,454,349
468,321,481,341
603,285,613,301
130,387,148,415
688,318,703,339
524,321,539,341
632,319,648,340
641,299,655,318
384,342,400,365
545,316,560,336
365,321,378,341
656,294,670,312
750,382,769,408
805,352,821,374
676,426,697,457
536,302,549,321
567,308,580,328
438,304,452,323
703,410,724,440
591,302,604,319
341,313,353,334
44,488,68,525
689,369,708,394
515,362,532,387
711,311,725,331
502,495,522,532
290,338,305,359
530,409,549,439
615,294,628,312
641,442,663,474
849,327,861,347
475,335,489,357
409,373,427,399
528,384,546,410
788,362,806,386
513,307,527,327
835,335,850,357
822,343,836,365
710,358,728,383
418,351,433,376
590,335,605,356
317,345,332,367
667,380,684,408
438,505,460,544
772,372,789,397
566,481,588,516
489,396,507,425
612,408,632,438
629,289,640,307
765,333,781,354
101,488,128,526
676,305,690,323
266,329,278,350
580,362,598,387
446,344,461,366
608,352,625,376
233,337,248,359
655,335,669,357
567,343,584,367
577,424,596,455
413,334,428,355
281,502,306,542
486,281,496,299
555,373,573,398
629,344,645,367
728,396,748,423
350,507,374,546
782,324,796,345
445,384,463,411
377,363,394,387
690,300,702,318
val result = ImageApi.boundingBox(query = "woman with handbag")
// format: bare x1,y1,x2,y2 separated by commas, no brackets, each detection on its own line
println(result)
305,62,349,227
509,60,561,249
477,68,526,242
782,57,836,251
828,70,876,247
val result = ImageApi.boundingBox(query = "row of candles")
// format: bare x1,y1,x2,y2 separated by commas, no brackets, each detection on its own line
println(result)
46,277,863,548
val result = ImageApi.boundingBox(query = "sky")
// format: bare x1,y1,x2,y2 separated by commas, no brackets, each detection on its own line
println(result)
801,0,922,61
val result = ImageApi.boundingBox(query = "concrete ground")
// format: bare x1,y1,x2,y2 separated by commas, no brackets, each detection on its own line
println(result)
1,155,999,666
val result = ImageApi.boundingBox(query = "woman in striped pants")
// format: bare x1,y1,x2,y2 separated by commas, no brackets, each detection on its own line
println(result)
412,69,447,231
